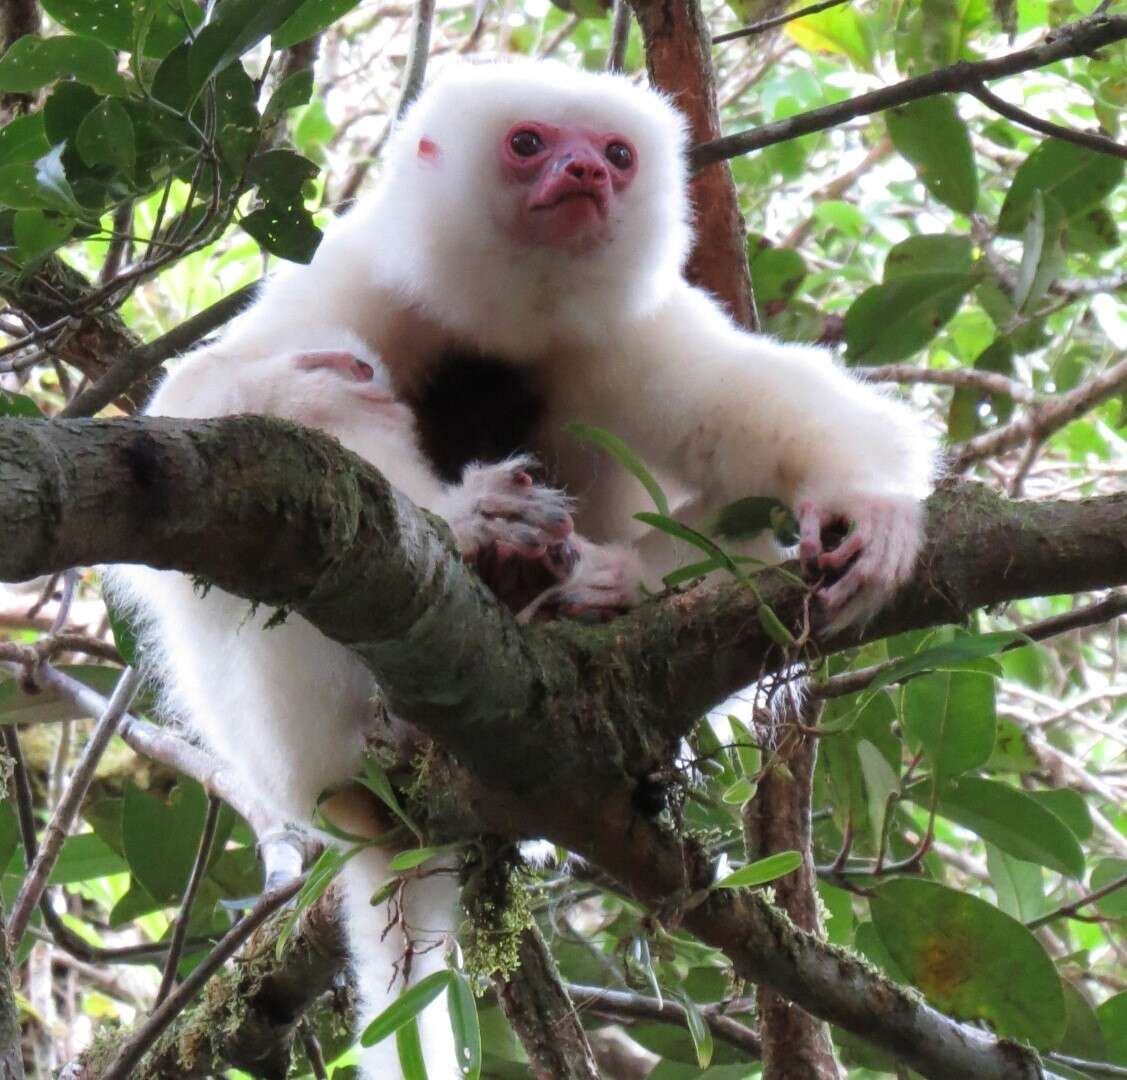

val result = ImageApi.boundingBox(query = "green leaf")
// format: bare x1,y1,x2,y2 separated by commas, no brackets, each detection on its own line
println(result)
13,209,74,263
707,496,796,543
986,844,1046,923
0,35,127,95
677,992,714,1069
240,200,322,263
861,630,1025,698
186,0,307,98
263,70,315,124
277,843,365,957
273,0,365,48
134,0,204,63
1027,789,1091,841
33,144,84,216
0,115,50,166
104,597,139,666
565,423,669,517
714,850,802,889
884,235,974,280
1089,859,1127,920
0,803,19,878
635,512,748,584
727,715,761,777
901,669,997,781
41,0,132,49
396,1017,427,1080
48,831,127,884
0,388,43,417
1098,992,1127,1065
886,97,977,214
121,781,219,903
913,777,1085,877
721,777,757,804
856,738,899,851
361,970,454,1046
749,246,806,306
389,845,456,872
76,98,135,177
998,138,1125,235
844,272,976,364
357,757,423,843
785,6,873,70
448,972,482,1079
871,878,1066,1048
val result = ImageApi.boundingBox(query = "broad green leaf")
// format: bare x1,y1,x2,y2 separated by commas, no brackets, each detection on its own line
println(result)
1069,205,1119,252
1098,993,1127,1065
122,781,218,902
856,738,899,851
914,777,1085,877
749,246,806,306
76,99,135,177
41,0,132,49
901,669,996,780
240,201,322,263
186,0,307,97
13,209,74,263
871,879,1066,1047
1058,980,1107,1062
48,832,127,885
714,850,801,889
1090,859,1127,919
0,389,43,417
948,338,1017,440
0,114,50,166
813,199,866,237
998,138,1125,235
0,35,127,95
1027,789,1092,841
844,272,976,364
884,235,973,280
263,70,315,124
985,845,1046,923
361,971,454,1046
277,844,365,957
785,6,873,70
886,97,977,214
566,423,669,517
448,972,482,1079
133,0,205,63
42,81,99,145
33,144,83,216
273,0,365,48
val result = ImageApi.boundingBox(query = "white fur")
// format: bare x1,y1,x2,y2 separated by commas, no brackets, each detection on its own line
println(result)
113,59,936,1079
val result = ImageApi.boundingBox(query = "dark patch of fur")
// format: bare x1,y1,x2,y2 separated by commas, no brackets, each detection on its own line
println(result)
410,352,546,483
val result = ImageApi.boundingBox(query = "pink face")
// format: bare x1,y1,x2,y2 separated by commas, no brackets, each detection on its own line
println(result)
497,121,639,250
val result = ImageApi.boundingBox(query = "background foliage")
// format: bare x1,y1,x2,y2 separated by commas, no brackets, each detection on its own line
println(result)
0,0,1124,1076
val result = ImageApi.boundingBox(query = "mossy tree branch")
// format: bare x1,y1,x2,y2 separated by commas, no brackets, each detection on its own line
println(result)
3,414,1126,1079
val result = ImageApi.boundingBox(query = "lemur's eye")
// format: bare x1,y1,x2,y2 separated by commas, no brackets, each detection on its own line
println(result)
510,130,544,157
606,142,633,169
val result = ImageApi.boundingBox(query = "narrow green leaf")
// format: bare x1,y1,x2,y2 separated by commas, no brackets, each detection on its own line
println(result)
727,715,761,777
276,844,364,958
635,512,747,584
361,971,454,1046
715,850,802,889
721,777,757,804
389,845,458,872
861,630,1026,698
566,423,669,517
678,993,714,1069
448,972,482,1079
757,604,795,646
357,757,423,843
396,1016,428,1080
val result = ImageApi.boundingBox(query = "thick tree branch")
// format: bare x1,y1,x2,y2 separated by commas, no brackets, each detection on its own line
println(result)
690,13,1127,170
3,415,1126,1079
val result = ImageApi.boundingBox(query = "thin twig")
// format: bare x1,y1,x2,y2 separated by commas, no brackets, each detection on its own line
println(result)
691,14,1127,170
818,592,1127,699
569,983,762,1058
99,876,305,1080
713,0,852,44
395,0,436,120
156,795,223,1004
952,352,1127,470
1027,871,1127,930
300,1020,329,1080
859,363,1038,405
1044,1054,1127,1079
607,0,631,72
967,79,1127,161
7,666,143,947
